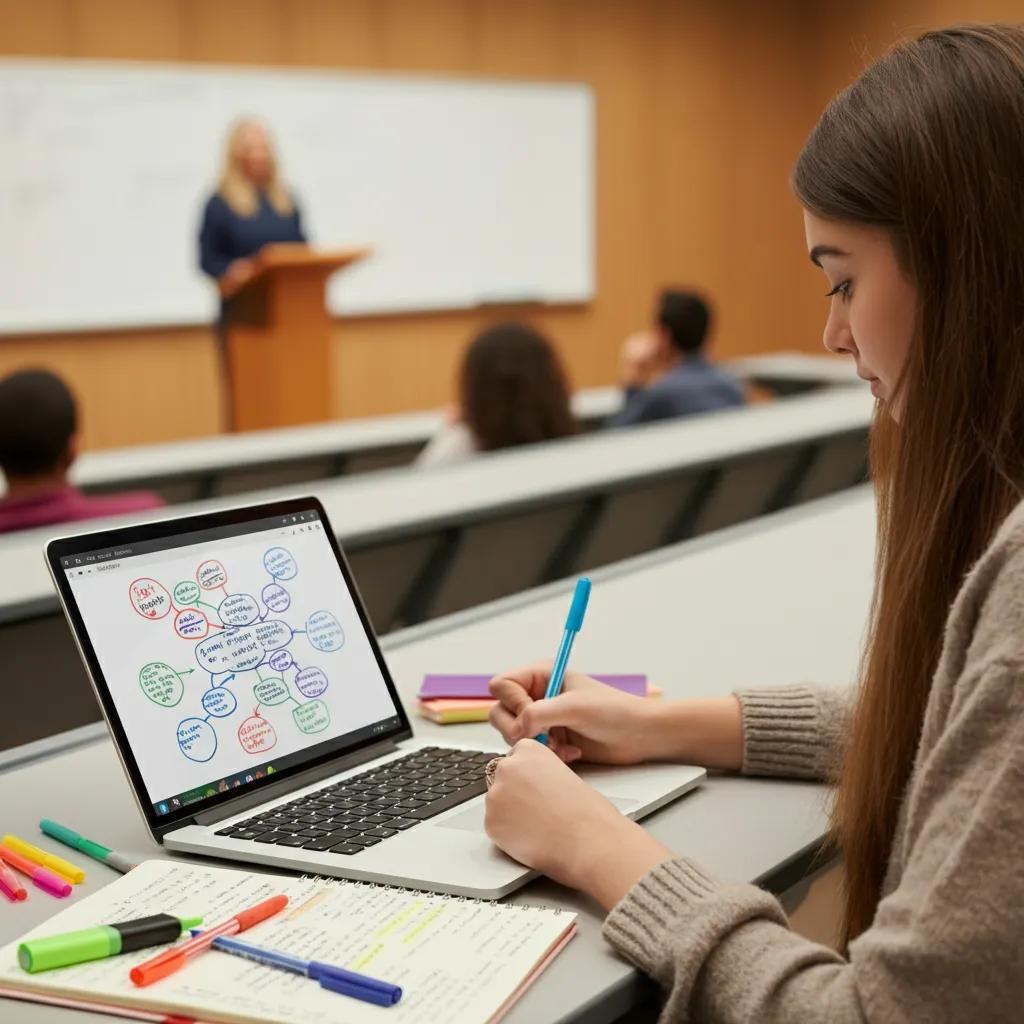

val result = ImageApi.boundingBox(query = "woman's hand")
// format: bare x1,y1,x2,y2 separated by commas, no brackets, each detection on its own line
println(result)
489,664,658,765
218,257,256,297
485,740,672,909
489,662,746,771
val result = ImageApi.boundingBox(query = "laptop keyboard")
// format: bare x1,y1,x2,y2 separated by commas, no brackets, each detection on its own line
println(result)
214,747,502,856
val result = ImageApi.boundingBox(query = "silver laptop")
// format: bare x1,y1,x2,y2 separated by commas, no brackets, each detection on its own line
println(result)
46,497,704,899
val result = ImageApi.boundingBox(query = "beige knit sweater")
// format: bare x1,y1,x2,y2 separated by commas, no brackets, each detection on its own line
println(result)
603,502,1024,1022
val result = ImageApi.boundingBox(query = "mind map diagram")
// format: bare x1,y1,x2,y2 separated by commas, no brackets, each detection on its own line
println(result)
128,546,346,765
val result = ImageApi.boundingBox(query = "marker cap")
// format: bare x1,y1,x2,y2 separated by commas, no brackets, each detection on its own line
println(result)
18,926,120,973
565,578,591,631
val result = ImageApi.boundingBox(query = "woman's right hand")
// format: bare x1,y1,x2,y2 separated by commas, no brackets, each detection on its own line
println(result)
488,662,746,770
218,257,256,297
489,663,662,766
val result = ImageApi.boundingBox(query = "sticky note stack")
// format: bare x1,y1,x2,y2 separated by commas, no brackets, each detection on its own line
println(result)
417,674,660,724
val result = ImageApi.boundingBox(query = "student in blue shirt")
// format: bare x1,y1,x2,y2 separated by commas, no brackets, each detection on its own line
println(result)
608,290,745,428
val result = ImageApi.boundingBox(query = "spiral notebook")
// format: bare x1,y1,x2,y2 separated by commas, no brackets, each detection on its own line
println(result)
0,860,577,1024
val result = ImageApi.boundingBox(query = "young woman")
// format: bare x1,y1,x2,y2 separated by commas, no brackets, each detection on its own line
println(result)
484,24,1024,1020
416,322,578,468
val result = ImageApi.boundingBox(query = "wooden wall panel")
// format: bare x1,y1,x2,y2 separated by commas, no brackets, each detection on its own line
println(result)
0,0,74,54
69,0,183,60
0,0,829,448
377,0,477,71
181,0,286,66
0,328,222,448
281,0,381,69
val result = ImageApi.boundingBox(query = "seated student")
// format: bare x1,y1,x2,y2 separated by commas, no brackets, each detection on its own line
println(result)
484,24,1024,1021
416,322,578,468
609,290,745,428
0,370,164,534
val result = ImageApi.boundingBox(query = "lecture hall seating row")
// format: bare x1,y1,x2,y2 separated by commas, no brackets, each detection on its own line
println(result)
0,384,873,753
48,353,860,505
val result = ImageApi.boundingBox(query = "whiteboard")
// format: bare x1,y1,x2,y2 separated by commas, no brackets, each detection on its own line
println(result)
0,59,594,333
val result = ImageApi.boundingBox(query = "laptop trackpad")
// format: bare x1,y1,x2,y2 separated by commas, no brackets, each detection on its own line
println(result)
438,796,640,835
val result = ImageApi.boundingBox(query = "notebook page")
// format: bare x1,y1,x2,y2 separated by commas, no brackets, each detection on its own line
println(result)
0,861,575,1024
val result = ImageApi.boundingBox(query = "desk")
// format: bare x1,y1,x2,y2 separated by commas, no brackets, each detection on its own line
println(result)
21,354,857,506
0,388,874,752
0,487,876,1023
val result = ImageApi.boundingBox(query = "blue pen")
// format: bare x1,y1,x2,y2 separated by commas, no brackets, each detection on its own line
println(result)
190,930,401,1007
536,577,592,745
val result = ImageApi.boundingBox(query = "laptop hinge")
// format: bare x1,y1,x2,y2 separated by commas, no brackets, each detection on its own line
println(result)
190,738,401,827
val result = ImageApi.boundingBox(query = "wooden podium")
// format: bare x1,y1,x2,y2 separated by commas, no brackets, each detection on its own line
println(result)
223,244,368,432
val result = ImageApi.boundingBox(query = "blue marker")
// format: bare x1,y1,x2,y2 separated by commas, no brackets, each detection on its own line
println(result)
536,577,592,746
191,931,401,1006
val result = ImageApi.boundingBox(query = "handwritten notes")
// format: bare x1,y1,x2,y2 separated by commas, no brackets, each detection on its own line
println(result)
0,861,575,1024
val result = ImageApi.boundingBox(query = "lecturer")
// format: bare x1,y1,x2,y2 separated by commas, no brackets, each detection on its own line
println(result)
198,119,307,427
199,119,306,300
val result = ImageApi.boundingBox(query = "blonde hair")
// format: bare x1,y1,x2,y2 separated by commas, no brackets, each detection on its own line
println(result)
218,119,294,218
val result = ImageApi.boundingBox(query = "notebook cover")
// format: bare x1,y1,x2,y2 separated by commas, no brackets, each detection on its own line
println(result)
488,923,578,1024
419,673,648,700
0,986,202,1023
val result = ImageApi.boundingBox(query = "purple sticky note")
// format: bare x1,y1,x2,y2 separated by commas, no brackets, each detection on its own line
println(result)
418,673,647,700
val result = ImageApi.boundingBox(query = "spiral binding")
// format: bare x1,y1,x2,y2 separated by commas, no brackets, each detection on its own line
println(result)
296,873,562,912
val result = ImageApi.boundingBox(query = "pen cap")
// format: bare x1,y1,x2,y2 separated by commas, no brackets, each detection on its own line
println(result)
565,578,591,631
318,972,403,1006
235,893,289,930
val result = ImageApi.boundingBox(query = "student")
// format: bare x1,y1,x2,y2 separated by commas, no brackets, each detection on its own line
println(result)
416,322,578,468
608,290,745,428
0,370,163,533
484,24,1024,1020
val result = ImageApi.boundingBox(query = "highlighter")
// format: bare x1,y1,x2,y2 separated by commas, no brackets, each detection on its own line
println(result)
0,855,27,902
18,914,202,973
2,834,85,884
0,844,72,898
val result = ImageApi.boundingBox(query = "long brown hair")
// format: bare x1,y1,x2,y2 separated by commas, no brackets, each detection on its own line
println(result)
460,323,578,452
793,24,1024,946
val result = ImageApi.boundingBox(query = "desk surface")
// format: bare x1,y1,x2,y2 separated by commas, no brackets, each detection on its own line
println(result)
0,387,874,616
60,353,858,490
0,486,876,1024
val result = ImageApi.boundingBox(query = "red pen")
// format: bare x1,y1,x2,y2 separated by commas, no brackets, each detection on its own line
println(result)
130,894,288,987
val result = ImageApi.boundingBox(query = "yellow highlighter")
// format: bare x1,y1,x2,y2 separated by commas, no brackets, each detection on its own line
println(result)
2,834,85,884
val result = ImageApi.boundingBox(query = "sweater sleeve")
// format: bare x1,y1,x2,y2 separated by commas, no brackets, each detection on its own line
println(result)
603,663,1024,1022
734,684,850,781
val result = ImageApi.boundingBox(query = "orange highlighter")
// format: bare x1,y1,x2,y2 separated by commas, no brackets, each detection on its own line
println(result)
130,894,288,987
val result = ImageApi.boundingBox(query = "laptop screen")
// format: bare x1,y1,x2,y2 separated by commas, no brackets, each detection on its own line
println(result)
52,500,406,827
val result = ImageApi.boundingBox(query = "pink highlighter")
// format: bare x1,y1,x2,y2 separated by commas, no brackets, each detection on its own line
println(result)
0,853,27,902
0,844,71,898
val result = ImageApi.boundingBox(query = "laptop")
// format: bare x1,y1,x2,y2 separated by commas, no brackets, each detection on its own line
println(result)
46,496,705,899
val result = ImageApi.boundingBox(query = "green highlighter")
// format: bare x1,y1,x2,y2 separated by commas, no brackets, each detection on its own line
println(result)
18,914,202,973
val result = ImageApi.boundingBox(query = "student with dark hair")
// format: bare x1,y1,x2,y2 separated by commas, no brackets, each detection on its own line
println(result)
416,323,578,468
608,289,745,428
0,370,163,533
484,24,1024,1021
